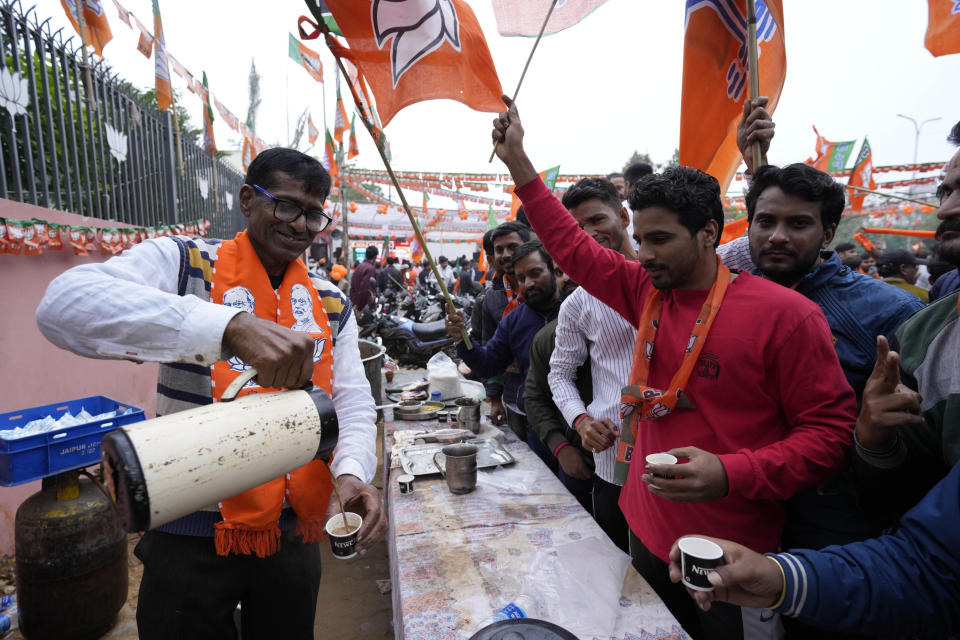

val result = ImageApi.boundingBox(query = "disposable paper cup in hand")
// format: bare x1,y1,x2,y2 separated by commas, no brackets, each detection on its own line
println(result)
646,452,678,479
325,512,362,560
678,536,724,591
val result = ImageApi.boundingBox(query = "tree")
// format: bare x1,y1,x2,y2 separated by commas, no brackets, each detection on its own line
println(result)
622,149,679,173
246,58,261,134
623,151,654,173
290,107,308,149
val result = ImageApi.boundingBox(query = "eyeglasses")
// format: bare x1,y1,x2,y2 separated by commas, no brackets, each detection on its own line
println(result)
251,184,333,233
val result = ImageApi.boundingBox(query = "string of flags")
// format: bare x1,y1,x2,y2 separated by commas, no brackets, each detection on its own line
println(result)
0,216,210,257
101,0,269,164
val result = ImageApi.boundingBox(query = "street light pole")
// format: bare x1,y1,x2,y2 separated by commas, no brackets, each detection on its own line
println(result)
897,114,942,191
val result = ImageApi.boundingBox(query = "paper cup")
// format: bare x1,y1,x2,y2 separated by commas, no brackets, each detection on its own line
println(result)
678,536,724,591
325,512,363,560
397,473,415,494
646,452,678,479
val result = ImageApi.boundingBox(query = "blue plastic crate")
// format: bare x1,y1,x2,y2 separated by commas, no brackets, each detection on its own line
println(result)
0,395,145,486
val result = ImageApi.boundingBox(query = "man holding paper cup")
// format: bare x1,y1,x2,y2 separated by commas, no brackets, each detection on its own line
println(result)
37,149,387,639
666,459,960,638
492,98,857,640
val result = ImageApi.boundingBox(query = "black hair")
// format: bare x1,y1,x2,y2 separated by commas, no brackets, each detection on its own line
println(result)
515,205,529,227
365,245,378,260
491,221,532,244
245,148,331,199
841,254,862,270
628,166,724,247
606,172,624,180
438,255,448,263
928,260,955,282
624,162,654,186
482,228,496,256
834,242,856,253
949,120,960,146
861,252,874,260
746,163,845,230
561,177,623,214
877,262,899,278
510,241,554,272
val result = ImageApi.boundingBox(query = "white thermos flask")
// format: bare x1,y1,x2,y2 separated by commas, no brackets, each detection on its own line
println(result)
101,369,339,532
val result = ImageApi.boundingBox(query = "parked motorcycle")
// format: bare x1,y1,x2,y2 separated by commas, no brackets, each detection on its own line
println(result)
376,314,457,367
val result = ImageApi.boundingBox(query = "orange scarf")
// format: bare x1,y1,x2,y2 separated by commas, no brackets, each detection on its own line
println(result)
614,257,736,484
210,230,334,557
502,274,521,319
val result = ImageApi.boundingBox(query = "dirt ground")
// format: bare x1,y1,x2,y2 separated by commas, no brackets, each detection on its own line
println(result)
2,420,395,640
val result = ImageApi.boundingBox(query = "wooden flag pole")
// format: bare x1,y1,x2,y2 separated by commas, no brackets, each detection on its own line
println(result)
170,92,184,177
488,0,559,163
844,184,937,207
326,54,472,348
745,0,762,170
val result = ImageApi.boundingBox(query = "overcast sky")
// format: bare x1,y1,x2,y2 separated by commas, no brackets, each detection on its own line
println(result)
39,0,960,185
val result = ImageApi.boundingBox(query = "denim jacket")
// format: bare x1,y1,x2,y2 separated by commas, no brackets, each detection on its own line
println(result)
795,252,925,401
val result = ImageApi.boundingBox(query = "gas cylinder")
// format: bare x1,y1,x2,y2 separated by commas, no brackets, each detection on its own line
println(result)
14,470,127,640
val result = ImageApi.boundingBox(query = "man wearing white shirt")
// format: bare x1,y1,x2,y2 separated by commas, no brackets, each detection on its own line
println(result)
36,148,385,640
549,177,638,552
427,255,456,290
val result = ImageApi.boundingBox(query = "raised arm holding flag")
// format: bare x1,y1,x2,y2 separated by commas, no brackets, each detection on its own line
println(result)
299,0,507,348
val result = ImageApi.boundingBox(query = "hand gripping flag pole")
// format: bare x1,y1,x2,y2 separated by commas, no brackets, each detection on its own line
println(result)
488,0,559,163
746,0,763,171
299,7,472,348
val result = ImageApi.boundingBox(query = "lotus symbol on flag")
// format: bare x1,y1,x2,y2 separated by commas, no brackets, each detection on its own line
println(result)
105,124,129,163
0,68,29,119
373,0,461,87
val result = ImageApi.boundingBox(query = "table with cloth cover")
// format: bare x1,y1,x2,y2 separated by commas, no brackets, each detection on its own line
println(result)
383,413,689,640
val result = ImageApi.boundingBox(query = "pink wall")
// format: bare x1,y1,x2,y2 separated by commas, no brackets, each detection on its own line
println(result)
0,198,159,555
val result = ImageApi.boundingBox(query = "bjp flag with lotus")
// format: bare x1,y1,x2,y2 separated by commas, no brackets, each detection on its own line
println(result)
61,0,113,56
317,0,504,126
925,0,960,56
679,0,786,193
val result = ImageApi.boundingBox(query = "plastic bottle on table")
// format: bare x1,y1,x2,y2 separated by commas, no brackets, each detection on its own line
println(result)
475,594,539,629
0,606,18,635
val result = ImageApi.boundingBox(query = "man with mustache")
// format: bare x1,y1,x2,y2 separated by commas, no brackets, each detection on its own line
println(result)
445,241,563,467
491,98,857,640
854,120,960,523
478,222,533,429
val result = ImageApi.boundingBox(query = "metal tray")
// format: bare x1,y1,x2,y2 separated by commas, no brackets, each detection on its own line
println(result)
397,438,515,477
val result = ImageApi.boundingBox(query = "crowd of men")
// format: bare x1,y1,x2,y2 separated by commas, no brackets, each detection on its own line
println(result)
31,89,960,639
429,99,960,640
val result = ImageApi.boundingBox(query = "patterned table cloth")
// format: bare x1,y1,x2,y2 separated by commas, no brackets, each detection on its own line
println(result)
385,416,689,640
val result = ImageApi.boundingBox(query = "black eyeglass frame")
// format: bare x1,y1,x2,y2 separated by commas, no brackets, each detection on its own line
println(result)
251,184,332,233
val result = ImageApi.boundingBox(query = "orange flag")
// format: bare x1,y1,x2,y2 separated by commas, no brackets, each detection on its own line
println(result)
334,88,349,143
61,0,113,56
847,138,876,210
308,113,320,145
679,0,786,193
152,0,172,112
347,116,360,159
319,0,504,126
925,0,960,56
720,216,749,244
323,130,339,178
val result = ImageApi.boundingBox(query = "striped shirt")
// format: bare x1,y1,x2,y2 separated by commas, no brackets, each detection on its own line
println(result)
548,286,636,484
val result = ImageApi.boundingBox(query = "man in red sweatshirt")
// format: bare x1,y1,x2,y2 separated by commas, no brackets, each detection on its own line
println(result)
491,98,857,640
